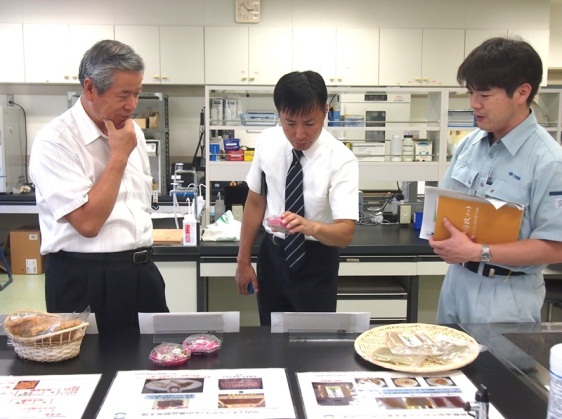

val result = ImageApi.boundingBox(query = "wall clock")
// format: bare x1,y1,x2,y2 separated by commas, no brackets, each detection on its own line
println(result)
235,0,261,23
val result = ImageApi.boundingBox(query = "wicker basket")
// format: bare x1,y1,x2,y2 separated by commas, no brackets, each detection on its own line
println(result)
4,311,88,362
354,323,479,373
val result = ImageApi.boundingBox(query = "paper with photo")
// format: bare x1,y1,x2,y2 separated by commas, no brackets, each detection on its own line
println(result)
0,374,101,419
296,370,505,418
96,368,295,419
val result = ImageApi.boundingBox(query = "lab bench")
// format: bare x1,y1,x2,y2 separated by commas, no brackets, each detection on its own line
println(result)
199,224,440,323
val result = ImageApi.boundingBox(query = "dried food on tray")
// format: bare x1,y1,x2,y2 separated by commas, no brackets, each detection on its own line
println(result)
354,323,480,373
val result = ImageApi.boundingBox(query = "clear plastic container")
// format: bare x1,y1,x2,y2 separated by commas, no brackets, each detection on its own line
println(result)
149,342,191,366
183,334,222,355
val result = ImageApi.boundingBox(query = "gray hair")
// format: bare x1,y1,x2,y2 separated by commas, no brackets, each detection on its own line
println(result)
78,40,145,94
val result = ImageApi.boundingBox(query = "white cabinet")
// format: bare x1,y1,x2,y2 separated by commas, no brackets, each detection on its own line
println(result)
24,24,113,83
379,29,422,86
293,28,336,83
0,24,24,83
116,25,204,85
115,25,160,84
293,28,379,86
156,261,197,312
335,28,379,86
205,27,291,85
421,29,465,86
464,29,507,57
160,26,204,85
380,29,464,86
69,25,115,82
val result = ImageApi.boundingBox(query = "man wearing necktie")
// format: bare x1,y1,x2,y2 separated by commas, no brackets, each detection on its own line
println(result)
235,71,359,326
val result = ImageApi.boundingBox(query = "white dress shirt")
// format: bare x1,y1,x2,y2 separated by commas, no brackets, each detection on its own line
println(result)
245,125,359,238
29,98,154,254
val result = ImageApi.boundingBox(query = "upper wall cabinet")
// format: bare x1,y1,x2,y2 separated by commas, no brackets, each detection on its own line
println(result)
293,28,337,83
293,28,379,86
205,27,292,85
24,24,113,83
336,28,379,86
421,29,465,86
380,29,464,86
464,29,508,58
159,26,204,85
115,26,159,84
116,25,204,85
0,24,24,83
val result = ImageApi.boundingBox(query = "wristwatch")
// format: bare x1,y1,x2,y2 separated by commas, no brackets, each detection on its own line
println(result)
480,244,492,263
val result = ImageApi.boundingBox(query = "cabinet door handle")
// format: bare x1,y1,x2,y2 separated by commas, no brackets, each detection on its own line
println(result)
153,75,161,80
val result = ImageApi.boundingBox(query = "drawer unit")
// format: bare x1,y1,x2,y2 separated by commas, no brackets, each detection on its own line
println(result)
337,276,408,323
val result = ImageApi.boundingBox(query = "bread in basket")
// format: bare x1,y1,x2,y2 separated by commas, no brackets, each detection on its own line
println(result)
3,310,89,362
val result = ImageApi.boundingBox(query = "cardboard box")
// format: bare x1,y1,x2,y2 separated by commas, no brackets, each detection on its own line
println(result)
4,227,45,275
133,118,148,129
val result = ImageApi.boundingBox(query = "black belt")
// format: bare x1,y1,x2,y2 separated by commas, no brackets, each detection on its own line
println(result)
462,261,525,277
267,233,285,245
59,247,153,264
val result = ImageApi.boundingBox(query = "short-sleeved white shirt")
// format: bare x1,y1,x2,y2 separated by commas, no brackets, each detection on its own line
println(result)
245,126,359,239
29,98,154,254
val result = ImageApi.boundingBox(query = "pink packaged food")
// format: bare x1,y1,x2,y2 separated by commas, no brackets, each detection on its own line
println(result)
182,334,222,354
266,216,289,234
149,342,191,366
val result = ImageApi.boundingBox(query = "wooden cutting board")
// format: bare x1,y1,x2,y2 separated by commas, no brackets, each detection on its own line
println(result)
152,229,183,244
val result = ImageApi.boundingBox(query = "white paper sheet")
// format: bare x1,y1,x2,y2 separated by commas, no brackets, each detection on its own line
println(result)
297,370,504,418
96,368,296,419
0,374,101,419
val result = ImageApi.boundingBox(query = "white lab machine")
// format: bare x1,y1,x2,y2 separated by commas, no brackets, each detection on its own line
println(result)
0,106,26,193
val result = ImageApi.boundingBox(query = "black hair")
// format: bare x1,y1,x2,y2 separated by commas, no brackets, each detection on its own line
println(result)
457,37,542,105
273,71,327,117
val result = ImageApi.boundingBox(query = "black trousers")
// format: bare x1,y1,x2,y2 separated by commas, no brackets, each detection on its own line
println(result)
256,234,340,326
45,251,169,336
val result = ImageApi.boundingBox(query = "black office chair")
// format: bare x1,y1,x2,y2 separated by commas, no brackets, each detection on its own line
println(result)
544,264,562,322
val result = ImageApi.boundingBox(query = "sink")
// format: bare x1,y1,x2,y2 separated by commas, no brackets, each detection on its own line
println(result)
503,332,562,370
460,323,562,398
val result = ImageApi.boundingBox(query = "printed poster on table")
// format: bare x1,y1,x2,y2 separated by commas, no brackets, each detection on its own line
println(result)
96,368,295,419
297,370,505,418
0,374,101,419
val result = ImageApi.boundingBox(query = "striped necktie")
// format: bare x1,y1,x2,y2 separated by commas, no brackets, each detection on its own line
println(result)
284,149,306,271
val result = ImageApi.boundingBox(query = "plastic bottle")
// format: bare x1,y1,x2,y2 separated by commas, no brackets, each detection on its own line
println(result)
390,134,402,162
209,205,216,224
215,192,225,221
182,203,198,247
402,133,414,162
548,343,562,418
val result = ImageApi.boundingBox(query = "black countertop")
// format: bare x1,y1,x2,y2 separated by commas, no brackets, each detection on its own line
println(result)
198,224,434,258
0,325,548,419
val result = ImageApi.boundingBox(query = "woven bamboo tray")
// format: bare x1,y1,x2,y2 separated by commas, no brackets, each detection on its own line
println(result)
4,311,88,362
354,323,479,373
